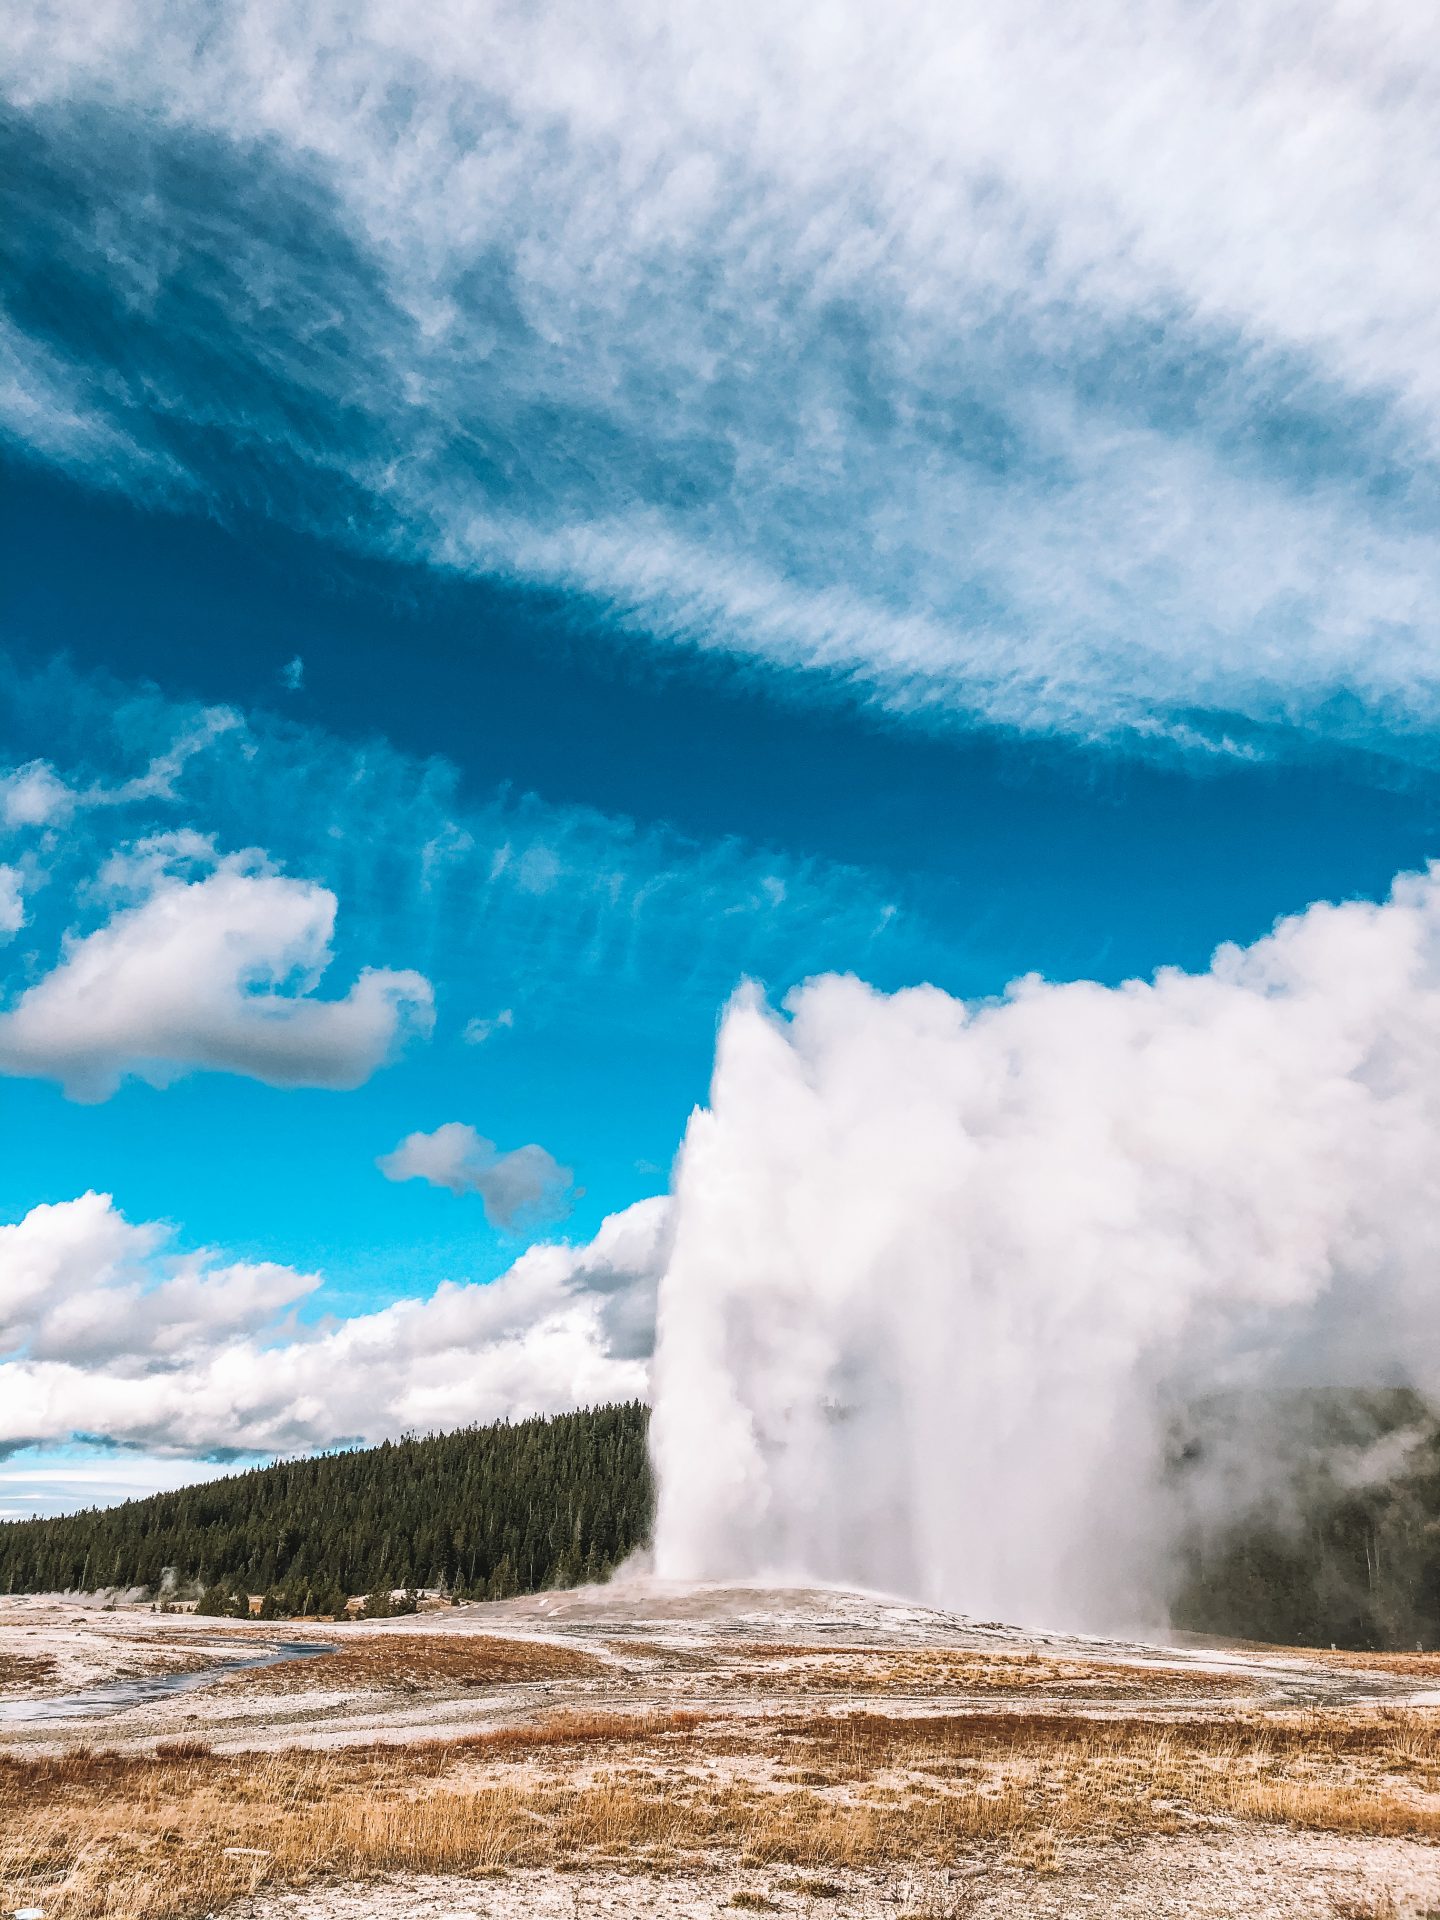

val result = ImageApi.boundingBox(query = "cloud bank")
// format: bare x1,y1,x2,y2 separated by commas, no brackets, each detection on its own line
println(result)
0,1191,667,1458
650,866,1440,1631
5,2,1440,752
379,1121,574,1228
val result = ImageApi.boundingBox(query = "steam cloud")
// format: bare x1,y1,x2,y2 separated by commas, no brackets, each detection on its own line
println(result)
650,867,1440,1632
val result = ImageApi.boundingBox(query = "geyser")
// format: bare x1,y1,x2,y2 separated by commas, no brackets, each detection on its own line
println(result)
649,868,1440,1632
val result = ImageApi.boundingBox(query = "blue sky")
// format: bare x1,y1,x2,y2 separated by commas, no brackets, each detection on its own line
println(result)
3,0,1440,1518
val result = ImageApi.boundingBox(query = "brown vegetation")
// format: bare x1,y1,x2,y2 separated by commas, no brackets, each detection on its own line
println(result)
5,1700,1440,1919
712,1646,1239,1697
0,1653,57,1692
220,1632,608,1694
1304,1650,1440,1680
1329,1894,1402,1920
1173,1633,1440,1680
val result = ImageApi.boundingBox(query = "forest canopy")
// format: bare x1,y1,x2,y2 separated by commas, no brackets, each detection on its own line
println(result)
4,1392,1440,1650
0,1403,651,1607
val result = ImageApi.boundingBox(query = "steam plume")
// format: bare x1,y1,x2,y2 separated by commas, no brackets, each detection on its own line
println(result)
650,868,1440,1631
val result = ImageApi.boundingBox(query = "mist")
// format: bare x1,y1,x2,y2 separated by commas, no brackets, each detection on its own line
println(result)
649,868,1440,1633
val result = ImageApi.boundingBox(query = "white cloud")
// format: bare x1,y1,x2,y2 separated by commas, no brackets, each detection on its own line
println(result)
0,1454,256,1520
0,711,238,831
0,310,185,486
4,2,1440,750
0,864,25,939
0,662,926,1055
378,1121,573,1228
651,863,1440,1632
1,761,74,829
280,654,304,691
0,1191,318,1365
0,1191,668,1459
463,1007,513,1045
0,840,434,1100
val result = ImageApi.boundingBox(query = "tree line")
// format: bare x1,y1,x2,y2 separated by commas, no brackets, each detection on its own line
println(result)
1170,1388,1440,1650
6,1390,1440,1648
0,1403,652,1609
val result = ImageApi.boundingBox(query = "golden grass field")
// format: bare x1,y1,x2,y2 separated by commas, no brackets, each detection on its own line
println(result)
6,1694,1440,1914
677,1643,1244,1697
3,1588,1440,1918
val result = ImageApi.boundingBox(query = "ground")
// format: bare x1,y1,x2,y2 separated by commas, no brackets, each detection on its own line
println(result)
2,1582,1439,1917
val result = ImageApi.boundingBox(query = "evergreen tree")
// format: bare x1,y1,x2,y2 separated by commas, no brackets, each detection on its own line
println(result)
1171,1389,1440,1650
0,1404,652,1607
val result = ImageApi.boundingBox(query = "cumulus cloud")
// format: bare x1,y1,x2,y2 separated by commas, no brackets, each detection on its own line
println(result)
0,1191,668,1458
0,838,434,1100
378,1122,573,1228
0,1191,318,1367
651,864,1440,1632
4,3,1440,750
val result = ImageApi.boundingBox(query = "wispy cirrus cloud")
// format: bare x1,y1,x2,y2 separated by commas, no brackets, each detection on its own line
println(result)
0,710,238,830
0,660,927,1052
4,2,1440,753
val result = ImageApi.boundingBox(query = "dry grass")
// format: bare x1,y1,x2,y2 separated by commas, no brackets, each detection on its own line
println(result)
604,1637,714,1669
5,1701,1440,1919
107,1650,222,1683
1329,1894,1402,1920
220,1632,607,1694
0,1653,58,1692
1303,1650,1440,1680
713,1646,1237,1697
1175,1632,1440,1681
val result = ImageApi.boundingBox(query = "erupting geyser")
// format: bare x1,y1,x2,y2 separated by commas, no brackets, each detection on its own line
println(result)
649,869,1440,1632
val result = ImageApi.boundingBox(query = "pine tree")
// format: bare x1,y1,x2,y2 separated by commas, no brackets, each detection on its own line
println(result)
0,1405,654,1609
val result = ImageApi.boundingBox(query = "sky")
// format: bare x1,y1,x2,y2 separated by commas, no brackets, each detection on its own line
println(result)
2,0,1440,1525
